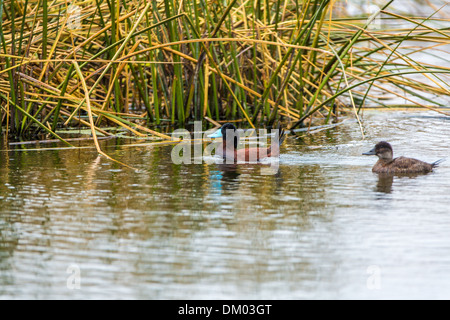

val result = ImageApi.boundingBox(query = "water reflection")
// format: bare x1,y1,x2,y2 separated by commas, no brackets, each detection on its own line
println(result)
209,165,241,197
376,173,395,194
214,163,241,180
375,172,437,194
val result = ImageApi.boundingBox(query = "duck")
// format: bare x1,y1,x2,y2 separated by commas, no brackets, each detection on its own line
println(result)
362,141,444,174
208,123,286,163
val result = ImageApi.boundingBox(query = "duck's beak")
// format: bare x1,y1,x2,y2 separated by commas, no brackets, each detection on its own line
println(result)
362,147,376,156
208,129,223,138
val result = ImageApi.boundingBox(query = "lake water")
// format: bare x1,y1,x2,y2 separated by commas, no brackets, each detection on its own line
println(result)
1,110,450,299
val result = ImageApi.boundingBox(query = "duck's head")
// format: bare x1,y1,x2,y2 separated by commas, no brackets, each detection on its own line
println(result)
363,141,393,161
208,123,239,149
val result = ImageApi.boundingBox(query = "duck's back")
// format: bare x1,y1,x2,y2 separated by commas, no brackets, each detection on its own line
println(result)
373,156,434,174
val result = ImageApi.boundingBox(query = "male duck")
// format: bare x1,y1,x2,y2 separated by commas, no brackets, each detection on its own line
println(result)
363,141,443,174
208,123,286,163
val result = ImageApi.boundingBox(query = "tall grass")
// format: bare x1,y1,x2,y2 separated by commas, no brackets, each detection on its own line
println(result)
0,0,449,142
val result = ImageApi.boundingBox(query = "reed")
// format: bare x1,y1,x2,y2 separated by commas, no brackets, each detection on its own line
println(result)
0,0,449,143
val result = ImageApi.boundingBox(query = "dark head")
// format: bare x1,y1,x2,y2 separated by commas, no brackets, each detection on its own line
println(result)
208,123,239,149
363,141,394,161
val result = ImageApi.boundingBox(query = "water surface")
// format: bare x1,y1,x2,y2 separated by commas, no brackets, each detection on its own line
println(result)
1,110,450,299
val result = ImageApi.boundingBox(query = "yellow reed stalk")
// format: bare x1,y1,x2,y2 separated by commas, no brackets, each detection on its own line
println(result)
98,40,142,113
119,37,334,62
156,46,301,119
65,2,153,126
73,60,136,170
364,32,450,95
342,68,450,117
38,15,69,81
203,55,210,117
6,92,9,140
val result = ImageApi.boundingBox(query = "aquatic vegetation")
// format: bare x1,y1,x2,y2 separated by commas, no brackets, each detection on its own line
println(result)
0,0,449,143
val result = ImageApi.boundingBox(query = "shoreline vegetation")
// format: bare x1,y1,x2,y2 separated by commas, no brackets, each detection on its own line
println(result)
0,0,449,148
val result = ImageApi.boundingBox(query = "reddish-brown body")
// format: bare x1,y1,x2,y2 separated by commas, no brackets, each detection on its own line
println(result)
218,145,282,163
210,123,285,163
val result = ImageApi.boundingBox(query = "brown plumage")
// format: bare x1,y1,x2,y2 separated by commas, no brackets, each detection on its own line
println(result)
363,141,443,174
210,123,286,163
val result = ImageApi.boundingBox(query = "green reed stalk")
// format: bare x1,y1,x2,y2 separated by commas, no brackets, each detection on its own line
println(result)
42,0,48,61
0,0,17,134
145,12,160,124
359,7,449,112
17,0,28,62
291,0,395,129
297,69,450,124
1,0,449,139
64,1,153,125
0,93,74,147
252,0,331,123
11,0,20,133
51,64,74,131
171,76,177,124
268,0,327,124
137,62,154,121
163,0,184,124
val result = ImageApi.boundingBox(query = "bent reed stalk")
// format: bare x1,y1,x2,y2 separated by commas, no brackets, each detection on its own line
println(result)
0,0,449,145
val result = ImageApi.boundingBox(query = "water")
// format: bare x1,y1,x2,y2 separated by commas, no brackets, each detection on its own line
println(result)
339,0,450,109
1,110,450,299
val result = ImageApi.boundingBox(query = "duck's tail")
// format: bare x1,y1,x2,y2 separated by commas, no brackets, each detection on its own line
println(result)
278,127,286,146
267,124,286,157
432,158,446,168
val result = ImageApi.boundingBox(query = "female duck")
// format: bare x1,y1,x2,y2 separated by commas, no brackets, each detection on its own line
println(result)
363,141,443,174
208,123,285,163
